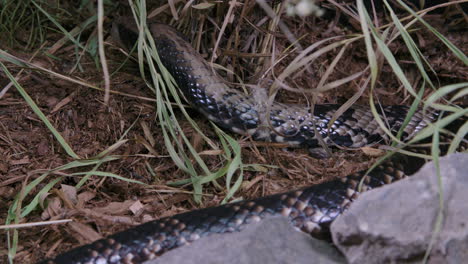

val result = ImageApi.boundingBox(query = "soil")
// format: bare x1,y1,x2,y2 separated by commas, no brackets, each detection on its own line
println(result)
0,1,466,263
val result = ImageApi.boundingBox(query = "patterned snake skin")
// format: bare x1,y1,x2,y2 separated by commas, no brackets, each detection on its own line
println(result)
114,23,435,149
38,19,465,264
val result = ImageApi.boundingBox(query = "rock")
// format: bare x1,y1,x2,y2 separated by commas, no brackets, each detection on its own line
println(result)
331,153,468,264
145,217,345,264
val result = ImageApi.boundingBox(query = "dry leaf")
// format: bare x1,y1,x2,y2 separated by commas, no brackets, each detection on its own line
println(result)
41,197,62,220
129,200,144,215
80,208,136,225
94,200,135,215
77,191,96,208
61,184,77,205
192,2,215,9
68,222,102,243
361,147,385,157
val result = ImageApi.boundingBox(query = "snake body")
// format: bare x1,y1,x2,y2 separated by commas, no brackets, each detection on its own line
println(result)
42,156,423,264
39,20,462,264
116,22,435,149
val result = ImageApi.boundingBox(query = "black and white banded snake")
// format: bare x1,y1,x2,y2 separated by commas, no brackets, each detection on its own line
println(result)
39,19,466,264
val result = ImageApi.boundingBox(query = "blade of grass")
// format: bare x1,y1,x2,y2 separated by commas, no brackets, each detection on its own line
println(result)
31,0,87,51
71,171,146,185
97,0,110,104
383,0,436,89
0,61,79,159
357,0,378,88
396,0,467,65
422,129,442,263
447,121,468,154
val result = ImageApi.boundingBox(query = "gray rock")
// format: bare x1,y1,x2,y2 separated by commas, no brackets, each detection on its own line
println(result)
145,217,345,264
331,153,468,264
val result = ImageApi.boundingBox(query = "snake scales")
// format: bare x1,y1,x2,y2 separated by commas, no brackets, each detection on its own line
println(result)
39,19,465,264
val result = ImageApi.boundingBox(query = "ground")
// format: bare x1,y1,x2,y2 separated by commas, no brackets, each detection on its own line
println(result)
0,1,466,263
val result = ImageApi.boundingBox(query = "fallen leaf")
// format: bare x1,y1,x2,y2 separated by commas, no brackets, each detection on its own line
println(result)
41,197,62,220
94,200,135,215
68,222,102,243
61,184,77,205
361,147,385,157
191,2,215,9
79,208,136,225
77,191,96,208
129,200,144,215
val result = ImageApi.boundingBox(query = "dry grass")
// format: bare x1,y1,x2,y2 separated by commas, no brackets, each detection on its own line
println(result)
0,0,467,263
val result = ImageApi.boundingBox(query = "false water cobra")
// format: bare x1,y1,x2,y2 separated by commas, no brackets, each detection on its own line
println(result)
38,19,466,264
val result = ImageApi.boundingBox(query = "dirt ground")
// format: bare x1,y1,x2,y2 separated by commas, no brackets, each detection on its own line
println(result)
0,1,467,263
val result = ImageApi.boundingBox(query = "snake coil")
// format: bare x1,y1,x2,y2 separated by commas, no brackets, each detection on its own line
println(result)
39,19,465,264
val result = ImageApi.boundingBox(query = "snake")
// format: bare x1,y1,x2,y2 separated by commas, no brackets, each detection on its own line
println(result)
38,18,466,264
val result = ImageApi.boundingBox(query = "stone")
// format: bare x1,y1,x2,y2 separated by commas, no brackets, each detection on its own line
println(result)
331,153,468,264
145,217,345,264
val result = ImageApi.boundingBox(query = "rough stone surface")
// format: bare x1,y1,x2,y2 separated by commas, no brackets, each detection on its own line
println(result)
145,217,345,264
331,153,468,264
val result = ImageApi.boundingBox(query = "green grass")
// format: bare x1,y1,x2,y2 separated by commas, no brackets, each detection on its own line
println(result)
1,59,144,262
0,0,467,263
1,1,138,262
127,0,263,204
